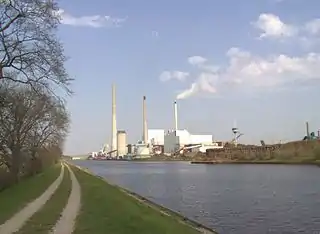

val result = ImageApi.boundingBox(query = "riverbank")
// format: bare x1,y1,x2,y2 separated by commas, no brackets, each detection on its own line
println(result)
70,164,216,234
191,160,320,165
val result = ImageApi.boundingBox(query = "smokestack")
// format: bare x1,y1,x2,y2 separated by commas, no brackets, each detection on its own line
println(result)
111,84,117,156
143,96,148,144
306,121,310,138
174,100,178,131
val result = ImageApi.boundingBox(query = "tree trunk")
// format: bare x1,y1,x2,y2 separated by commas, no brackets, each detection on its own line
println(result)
10,147,21,183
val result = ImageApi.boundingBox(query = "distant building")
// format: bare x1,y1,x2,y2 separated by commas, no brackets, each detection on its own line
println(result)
164,129,213,154
147,129,165,145
145,128,221,155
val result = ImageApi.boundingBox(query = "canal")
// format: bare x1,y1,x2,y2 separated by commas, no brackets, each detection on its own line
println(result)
73,160,320,234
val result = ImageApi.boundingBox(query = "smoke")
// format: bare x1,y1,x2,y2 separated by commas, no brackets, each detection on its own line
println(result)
177,83,198,99
176,73,217,99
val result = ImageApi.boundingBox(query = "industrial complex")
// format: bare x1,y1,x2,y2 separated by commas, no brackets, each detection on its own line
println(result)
87,84,320,161
89,84,241,160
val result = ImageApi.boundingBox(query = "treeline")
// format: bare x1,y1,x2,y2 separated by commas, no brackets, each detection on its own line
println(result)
0,0,71,189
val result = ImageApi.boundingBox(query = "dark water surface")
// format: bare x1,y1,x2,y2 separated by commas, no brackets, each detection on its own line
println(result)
73,160,320,234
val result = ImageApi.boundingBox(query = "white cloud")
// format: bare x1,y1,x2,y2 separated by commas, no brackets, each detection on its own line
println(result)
223,47,320,87
305,19,320,35
188,56,219,73
252,13,320,44
164,48,320,99
188,56,207,65
252,13,297,39
159,71,189,82
57,9,126,28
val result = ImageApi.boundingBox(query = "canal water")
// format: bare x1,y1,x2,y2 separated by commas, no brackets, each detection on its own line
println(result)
73,160,320,234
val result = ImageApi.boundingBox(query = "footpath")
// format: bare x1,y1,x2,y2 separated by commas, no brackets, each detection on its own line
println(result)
0,161,216,234
0,162,81,234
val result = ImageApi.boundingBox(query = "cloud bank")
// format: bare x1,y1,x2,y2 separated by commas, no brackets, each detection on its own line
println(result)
57,9,126,28
160,13,320,99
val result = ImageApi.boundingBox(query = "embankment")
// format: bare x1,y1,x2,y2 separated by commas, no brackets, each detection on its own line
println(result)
191,161,320,165
192,140,320,165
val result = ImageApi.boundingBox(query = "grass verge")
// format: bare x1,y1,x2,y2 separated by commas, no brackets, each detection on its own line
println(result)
191,160,320,165
16,165,72,234
71,165,201,234
0,163,61,224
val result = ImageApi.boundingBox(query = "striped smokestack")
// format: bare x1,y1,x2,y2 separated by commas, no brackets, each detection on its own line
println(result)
111,84,117,156
174,100,178,131
143,96,148,144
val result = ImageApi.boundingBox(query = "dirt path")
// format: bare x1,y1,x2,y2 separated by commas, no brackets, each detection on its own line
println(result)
0,163,65,234
51,163,81,234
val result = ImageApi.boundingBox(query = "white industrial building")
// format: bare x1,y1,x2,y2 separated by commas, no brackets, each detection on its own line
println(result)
117,130,127,157
143,101,224,155
162,101,223,154
148,129,165,145
163,129,214,154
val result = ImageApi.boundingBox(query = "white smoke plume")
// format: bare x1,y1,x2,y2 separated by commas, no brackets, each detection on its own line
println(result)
176,73,217,99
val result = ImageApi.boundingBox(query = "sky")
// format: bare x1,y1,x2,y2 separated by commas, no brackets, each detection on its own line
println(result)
58,0,320,155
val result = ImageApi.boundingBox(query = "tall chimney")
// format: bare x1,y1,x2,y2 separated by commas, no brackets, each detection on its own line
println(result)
111,84,117,156
143,96,148,144
174,100,178,131
306,121,310,138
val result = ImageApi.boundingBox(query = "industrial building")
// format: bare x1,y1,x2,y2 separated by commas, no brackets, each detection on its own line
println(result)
147,129,165,145
117,130,127,157
148,101,223,155
163,129,215,154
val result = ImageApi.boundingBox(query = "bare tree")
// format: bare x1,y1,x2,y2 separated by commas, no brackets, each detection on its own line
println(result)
0,82,69,180
0,0,72,94
25,95,69,159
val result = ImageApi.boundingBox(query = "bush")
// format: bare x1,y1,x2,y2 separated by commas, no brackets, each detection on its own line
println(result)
313,145,320,160
0,167,14,191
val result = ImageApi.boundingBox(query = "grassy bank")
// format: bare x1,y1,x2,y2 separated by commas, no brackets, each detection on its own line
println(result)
0,163,61,224
16,165,72,234
192,140,320,165
71,165,207,234
191,160,320,165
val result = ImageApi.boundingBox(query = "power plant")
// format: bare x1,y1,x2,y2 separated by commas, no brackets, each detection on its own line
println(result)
88,83,320,161
85,84,320,161
89,84,237,160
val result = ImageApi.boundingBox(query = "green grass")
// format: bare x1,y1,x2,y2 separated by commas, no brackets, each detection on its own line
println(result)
16,165,72,234
0,163,61,224
71,165,200,234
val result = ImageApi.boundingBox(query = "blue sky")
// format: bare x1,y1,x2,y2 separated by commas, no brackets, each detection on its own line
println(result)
59,0,320,155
